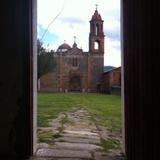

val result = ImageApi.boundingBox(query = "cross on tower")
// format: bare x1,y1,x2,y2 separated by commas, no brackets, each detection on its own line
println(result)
74,36,76,43
95,4,98,10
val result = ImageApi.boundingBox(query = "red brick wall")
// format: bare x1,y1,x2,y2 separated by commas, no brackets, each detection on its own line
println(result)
40,49,104,92
109,67,121,87
102,67,121,93
40,72,59,92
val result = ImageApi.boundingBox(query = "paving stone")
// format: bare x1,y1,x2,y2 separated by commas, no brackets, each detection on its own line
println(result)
54,136,100,145
56,158,87,160
94,151,126,160
63,130,99,136
94,151,115,160
37,143,50,149
36,108,122,159
37,127,59,134
31,158,56,160
60,133,100,140
31,157,86,160
37,127,54,132
66,125,97,132
48,119,61,129
36,148,92,159
53,142,103,151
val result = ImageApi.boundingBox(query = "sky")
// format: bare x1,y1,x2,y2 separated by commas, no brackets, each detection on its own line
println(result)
37,0,121,67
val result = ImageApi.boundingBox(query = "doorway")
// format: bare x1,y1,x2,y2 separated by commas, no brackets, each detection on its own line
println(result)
36,0,124,159
69,75,81,91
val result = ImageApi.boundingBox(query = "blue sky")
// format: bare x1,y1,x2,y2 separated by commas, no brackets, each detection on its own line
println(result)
37,0,121,67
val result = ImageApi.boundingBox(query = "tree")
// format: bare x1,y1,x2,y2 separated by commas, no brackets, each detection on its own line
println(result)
37,0,65,78
37,39,56,79
37,39,45,54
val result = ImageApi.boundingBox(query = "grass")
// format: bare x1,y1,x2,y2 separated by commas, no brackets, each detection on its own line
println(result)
100,138,121,151
38,130,63,144
37,130,55,144
38,93,122,132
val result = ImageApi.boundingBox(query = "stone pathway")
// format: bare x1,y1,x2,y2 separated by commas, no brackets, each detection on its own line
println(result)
32,108,125,160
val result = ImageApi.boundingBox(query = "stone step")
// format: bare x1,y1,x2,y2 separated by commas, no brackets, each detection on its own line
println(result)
61,133,100,140
55,158,88,160
63,130,99,136
32,157,90,160
36,148,92,159
53,142,103,151
54,136,100,145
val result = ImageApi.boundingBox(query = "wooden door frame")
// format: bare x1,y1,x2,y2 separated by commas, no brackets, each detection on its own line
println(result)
29,0,37,155
30,0,159,159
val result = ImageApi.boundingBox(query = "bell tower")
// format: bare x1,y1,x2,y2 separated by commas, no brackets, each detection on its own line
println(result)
87,6,105,92
89,5,105,54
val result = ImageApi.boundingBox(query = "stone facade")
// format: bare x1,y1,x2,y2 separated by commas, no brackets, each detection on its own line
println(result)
40,8,105,92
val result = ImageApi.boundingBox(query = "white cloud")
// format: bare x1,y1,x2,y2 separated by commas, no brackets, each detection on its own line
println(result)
105,38,121,67
38,0,121,66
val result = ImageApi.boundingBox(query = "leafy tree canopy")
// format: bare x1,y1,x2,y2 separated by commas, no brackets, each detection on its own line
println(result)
37,39,56,79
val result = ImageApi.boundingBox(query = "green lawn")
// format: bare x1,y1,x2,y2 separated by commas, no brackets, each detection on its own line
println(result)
38,93,122,132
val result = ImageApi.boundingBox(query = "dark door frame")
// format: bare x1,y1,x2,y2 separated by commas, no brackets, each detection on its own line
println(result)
2,0,159,159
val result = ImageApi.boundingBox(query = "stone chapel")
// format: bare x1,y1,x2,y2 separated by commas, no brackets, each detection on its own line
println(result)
40,8,105,92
